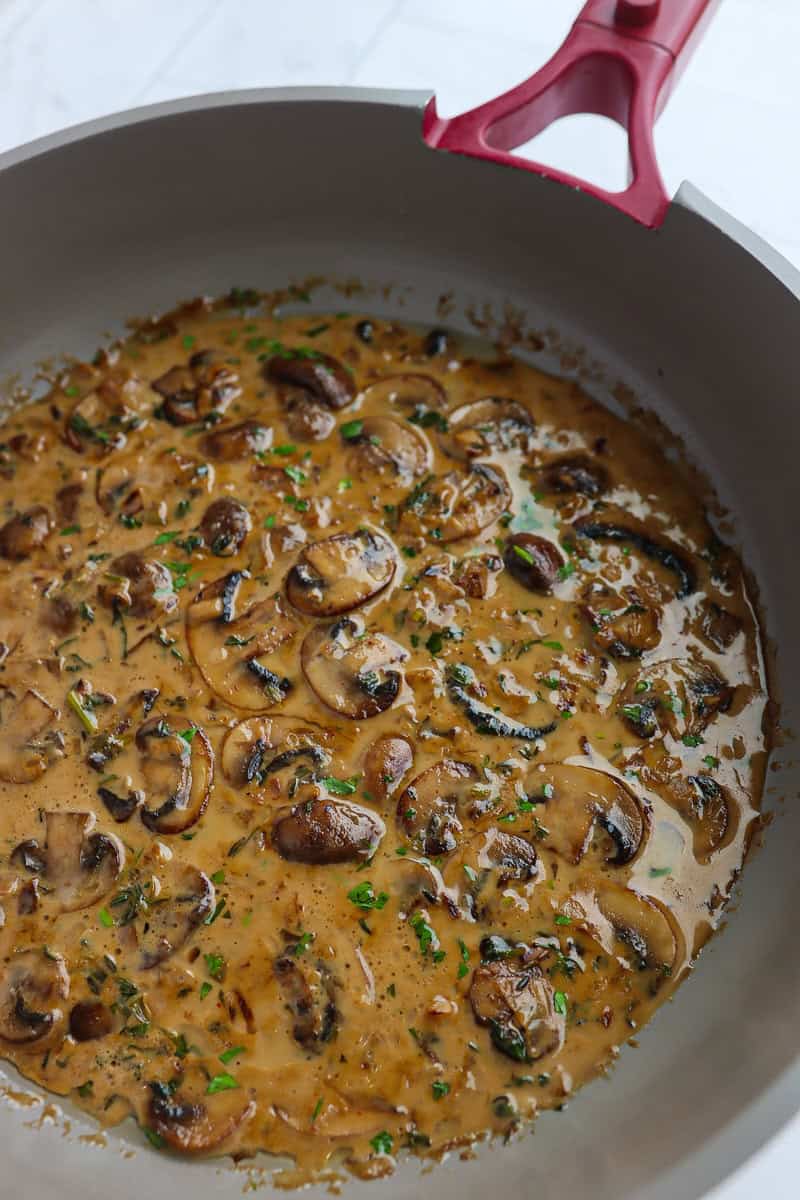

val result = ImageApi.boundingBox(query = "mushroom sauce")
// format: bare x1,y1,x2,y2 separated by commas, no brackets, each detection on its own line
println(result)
0,294,769,1179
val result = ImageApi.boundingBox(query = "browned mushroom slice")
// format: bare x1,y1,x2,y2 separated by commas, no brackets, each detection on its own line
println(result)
97,552,177,618
448,828,540,920
64,368,148,456
135,717,213,835
527,764,648,866
574,507,696,599
698,599,742,652
0,688,63,783
343,416,431,483
147,1069,256,1154
301,616,408,720
440,396,536,460
274,947,338,1048
11,811,124,912
198,497,252,556
0,949,70,1044
363,734,414,802
453,551,503,598
96,447,214,517
535,452,609,498
397,760,480,857
200,419,272,461
186,572,297,711
563,879,679,976
221,716,330,791
272,796,385,864
582,582,661,659
286,529,396,617
266,351,355,410
358,373,447,423
284,393,336,443
663,774,736,861
152,349,241,425
504,533,564,594
470,961,563,1063
138,864,215,969
619,658,733,741
69,1000,113,1042
0,506,51,560
402,464,511,543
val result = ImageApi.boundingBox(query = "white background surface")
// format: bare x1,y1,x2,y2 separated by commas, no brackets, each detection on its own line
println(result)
0,1,797,1196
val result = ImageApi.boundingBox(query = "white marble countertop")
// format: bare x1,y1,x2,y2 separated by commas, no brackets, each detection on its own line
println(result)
0,0,797,1195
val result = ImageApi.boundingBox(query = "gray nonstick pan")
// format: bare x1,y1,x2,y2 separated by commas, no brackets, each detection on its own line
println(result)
0,3,797,1199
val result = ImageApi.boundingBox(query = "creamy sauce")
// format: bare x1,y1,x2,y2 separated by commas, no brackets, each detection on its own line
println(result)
0,296,769,1179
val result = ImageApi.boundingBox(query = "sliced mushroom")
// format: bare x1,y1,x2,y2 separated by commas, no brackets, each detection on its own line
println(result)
0,688,63,783
97,552,177,618
698,599,742,652
138,864,215,969
284,393,336,442
397,760,480,856
503,533,564,594
567,880,680,973
619,658,733,741
286,529,396,617
440,396,536,460
363,734,414,802
11,811,124,912
358,374,447,423
147,1070,256,1154
402,463,511,542
663,774,735,860
448,828,540,920
582,582,661,659
97,785,142,823
453,551,503,599
198,497,252,556
221,716,330,791
574,508,696,599
186,572,297,711
527,764,648,866
0,949,69,1044
96,447,215,516
266,352,355,410
272,796,385,864
535,452,608,498
470,961,563,1063
64,368,148,456
69,1000,113,1042
0,506,51,560
447,668,556,742
152,350,241,425
274,948,337,1048
200,419,272,461
344,416,431,483
135,717,213,835
301,616,408,719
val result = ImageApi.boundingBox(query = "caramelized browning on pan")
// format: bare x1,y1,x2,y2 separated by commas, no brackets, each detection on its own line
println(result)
0,294,769,1179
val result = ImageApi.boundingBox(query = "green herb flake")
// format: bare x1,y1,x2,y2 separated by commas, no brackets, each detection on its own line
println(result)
153,530,181,546
311,1096,324,1123
431,1080,450,1100
682,734,703,748
554,914,571,926
512,543,534,566
59,524,81,536
219,1045,245,1065
206,1073,238,1095
649,866,672,878
98,907,113,929
182,334,196,350
322,774,360,796
340,419,364,440
703,755,719,769
553,991,568,1016
370,1131,394,1156
199,981,212,1000
457,938,470,979
204,952,225,981
347,882,389,911
144,1128,165,1150
284,464,307,485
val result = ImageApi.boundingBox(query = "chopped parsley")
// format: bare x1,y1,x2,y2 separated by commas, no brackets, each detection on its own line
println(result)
347,882,389,911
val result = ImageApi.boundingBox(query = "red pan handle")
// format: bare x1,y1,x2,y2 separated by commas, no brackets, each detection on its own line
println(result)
423,0,719,228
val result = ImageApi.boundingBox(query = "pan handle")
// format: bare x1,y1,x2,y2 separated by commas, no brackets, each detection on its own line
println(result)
422,0,719,228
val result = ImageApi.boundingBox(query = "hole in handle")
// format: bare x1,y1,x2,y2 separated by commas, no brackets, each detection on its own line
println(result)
511,112,631,194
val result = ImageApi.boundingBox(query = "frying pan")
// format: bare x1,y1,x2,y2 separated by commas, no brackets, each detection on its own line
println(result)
0,1,798,1198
